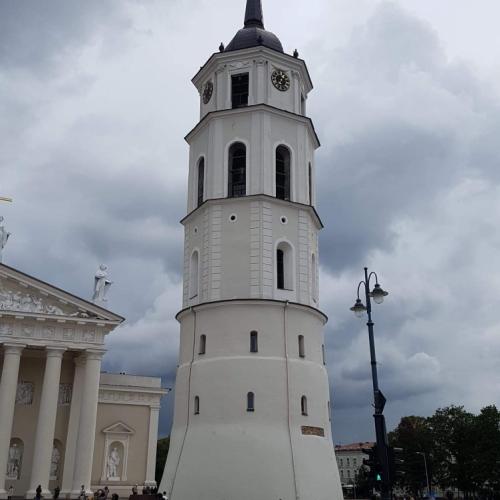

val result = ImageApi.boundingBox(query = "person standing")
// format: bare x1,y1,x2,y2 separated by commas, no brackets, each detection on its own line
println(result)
54,486,60,500
36,484,43,500
79,485,86,500
7,485,14,500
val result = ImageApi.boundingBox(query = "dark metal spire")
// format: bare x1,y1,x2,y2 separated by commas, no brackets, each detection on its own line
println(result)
244,0,264,29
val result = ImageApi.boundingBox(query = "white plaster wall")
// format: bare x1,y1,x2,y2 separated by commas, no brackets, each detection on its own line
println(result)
182,198,321,308
160,301,342,500
196,48,311,119
186,110,317,212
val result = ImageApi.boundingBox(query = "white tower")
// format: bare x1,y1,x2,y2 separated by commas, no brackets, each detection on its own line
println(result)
160,1,343,499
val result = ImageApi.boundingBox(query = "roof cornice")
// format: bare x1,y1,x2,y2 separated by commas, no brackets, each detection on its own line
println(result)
0,263,124,323
192,46,313,93
180,194,324,230
185,103,320,148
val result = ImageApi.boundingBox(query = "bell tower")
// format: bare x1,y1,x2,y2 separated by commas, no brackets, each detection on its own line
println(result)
160,1,343,499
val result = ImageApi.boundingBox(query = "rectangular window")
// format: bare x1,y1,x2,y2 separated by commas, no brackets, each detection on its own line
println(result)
347,458,350,466
353,458,357,466
250,331,258,353
232,73,249,108
247,392,255,412
322,344,326,365
298,335,305,358
199,334,206,355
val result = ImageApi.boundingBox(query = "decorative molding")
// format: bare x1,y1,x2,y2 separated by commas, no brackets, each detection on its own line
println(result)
99,389,163,407
58,383,73,405
0,323,13,335
301,426,325,437
101,422,135,482
209,205,222,301
16,382,34,405
228,61,250,70
250,201,261,298
0,286,64,315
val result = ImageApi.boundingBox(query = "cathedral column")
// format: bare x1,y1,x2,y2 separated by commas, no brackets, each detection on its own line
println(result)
28,347,66,497
0,343,25,500
71,350,104,497
61,356,86,497
144,405,161,487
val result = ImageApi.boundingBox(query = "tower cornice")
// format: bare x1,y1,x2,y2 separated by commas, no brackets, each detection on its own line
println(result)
175,298,328,324
185,103,320,148
180,193,324,229
192,46,313,94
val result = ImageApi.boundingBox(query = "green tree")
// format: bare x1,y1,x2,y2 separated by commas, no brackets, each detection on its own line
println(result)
472,406,500,497
428,406,476,496
354,465,373,498
155,436,170,485
388,416,434,497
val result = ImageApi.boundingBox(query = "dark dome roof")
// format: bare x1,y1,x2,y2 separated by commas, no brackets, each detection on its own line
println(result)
224,0,283,54
225,26,283,53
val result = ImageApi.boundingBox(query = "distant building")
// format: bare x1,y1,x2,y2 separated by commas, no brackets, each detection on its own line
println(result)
335,442,375,485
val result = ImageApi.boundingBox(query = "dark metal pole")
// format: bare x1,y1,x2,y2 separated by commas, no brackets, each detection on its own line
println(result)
363,267,390,500
364,267,379,395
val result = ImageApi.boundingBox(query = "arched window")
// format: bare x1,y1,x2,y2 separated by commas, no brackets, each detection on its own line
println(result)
199,334,206,355
194,396,200,415
189,250,199,299
308,162,313,205
228,142,246,198
301,395,308,416
250,331,258,353
276,145,291,201
276,241,293,290
197,158,205,207
247,392,255,412
311,253,317,302
298,335,305,358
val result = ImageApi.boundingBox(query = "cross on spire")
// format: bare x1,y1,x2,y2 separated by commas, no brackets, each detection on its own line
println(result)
244,0,264,29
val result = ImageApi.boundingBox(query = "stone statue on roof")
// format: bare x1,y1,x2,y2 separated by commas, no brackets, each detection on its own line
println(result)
0,216,11,263
92,264,113,305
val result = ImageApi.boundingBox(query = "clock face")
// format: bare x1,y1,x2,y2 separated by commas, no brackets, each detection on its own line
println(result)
203,81,213,104
271,69,290,92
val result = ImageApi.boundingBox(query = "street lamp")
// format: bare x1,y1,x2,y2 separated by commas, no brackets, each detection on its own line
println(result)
416,452,431,497
350,267,390,500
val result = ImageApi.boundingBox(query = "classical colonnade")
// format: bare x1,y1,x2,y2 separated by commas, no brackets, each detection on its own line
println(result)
0,343,104,499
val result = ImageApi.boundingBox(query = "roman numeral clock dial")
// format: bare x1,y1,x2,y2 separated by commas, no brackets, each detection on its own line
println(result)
271,69,290,91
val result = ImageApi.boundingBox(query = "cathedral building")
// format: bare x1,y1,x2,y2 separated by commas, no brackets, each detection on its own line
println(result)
159,1,343,499
0,263,166,499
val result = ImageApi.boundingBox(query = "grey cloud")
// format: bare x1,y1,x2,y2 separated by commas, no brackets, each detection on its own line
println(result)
0,0,128,74
3,0,500,444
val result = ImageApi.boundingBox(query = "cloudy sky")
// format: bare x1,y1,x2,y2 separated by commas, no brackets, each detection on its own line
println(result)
2,0,500,443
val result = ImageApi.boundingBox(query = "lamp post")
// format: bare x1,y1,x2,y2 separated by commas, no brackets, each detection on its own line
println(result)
416,452,431,497
350,267,390,500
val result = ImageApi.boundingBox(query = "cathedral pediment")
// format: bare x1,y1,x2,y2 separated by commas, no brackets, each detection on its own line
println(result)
102,422,135,435
0,264,123,323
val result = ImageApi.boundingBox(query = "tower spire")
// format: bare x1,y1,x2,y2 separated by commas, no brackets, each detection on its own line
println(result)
244,0,264,29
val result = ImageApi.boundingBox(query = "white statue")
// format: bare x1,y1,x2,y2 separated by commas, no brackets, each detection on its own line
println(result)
50,446,61,479
0,216,10,263
7,443,21,479
92,265,113,304
107,446,120,479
